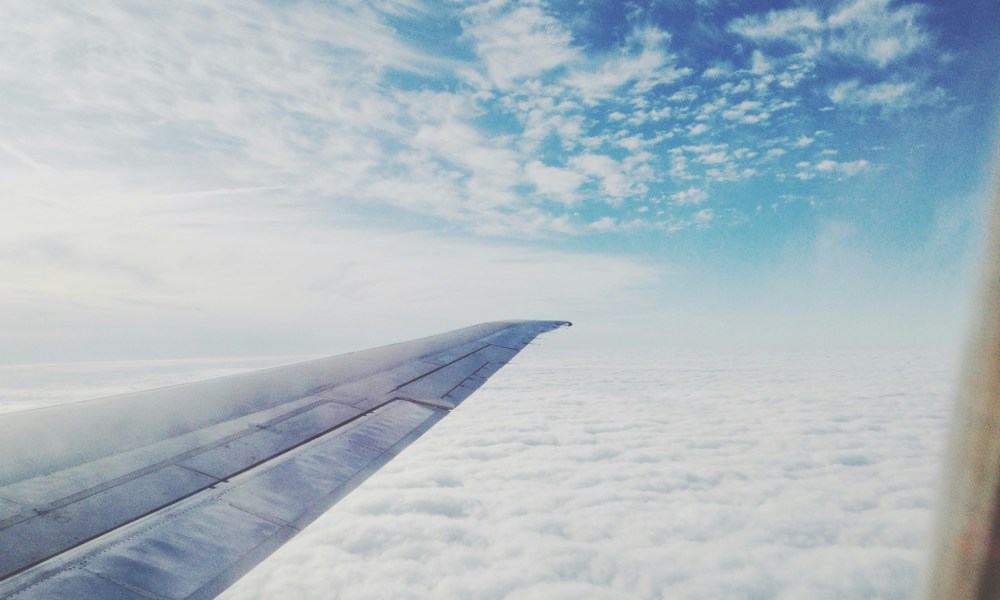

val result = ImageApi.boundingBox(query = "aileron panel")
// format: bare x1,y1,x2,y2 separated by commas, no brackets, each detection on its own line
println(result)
83,501,282,600
8,568,146,600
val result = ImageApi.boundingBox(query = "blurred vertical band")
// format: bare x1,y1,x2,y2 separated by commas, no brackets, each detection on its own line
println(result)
924,153,1000,599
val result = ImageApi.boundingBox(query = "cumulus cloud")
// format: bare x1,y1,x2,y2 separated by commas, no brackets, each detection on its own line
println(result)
3,346,942,599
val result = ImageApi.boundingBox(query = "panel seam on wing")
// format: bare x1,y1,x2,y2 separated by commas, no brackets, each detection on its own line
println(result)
389,343,493,392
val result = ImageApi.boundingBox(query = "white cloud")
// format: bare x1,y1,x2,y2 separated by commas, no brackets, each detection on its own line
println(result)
615,134,645,152
154,185,289,200
646,106,673,121
692,208,715,225
665,143,761,185
670,188,709,206
0,173,656,361
795,161,816,180
668,152,694,181
688,123,709,136
816,158,871,176
409,118,523,208
702,63,733,79
0,0,947,245
719,79,752,95
463,4,580,89
1,348,952,600
207,347,952,599
563,27,688,100
721,100,770,124
828,0,929,67
569,154,636,200
1,1,535,230
793,158,870,180
828,79,937,111
0,142,53,172
525,161,585,204
588,216,616,231
5,1,688,238
728,8,823,42
517,96,586,152
729,0,931,68
669,88,699,103
696,97,727,120
699,151,729,165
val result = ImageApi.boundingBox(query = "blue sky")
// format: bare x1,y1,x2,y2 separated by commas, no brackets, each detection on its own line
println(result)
1,0,998,361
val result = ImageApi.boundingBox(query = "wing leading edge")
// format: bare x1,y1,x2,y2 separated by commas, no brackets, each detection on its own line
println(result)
0,320,570,599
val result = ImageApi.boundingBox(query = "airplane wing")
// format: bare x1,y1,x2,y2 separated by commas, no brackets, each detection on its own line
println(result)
0,320,570,599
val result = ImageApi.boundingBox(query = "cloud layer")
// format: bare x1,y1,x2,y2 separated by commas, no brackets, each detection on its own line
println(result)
2,344,952,598
218,345,954,598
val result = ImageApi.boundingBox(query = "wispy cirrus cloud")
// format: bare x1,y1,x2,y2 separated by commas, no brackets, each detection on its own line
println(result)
729,0,930,68
728,8,824,51
463,4,579,90
828,79,943,111
827,0,930,67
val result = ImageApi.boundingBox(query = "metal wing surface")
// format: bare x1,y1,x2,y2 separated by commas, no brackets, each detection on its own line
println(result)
0,320,570,599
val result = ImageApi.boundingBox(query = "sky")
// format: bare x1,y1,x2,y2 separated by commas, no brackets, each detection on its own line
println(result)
2,0,998,362
1,3,996,596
